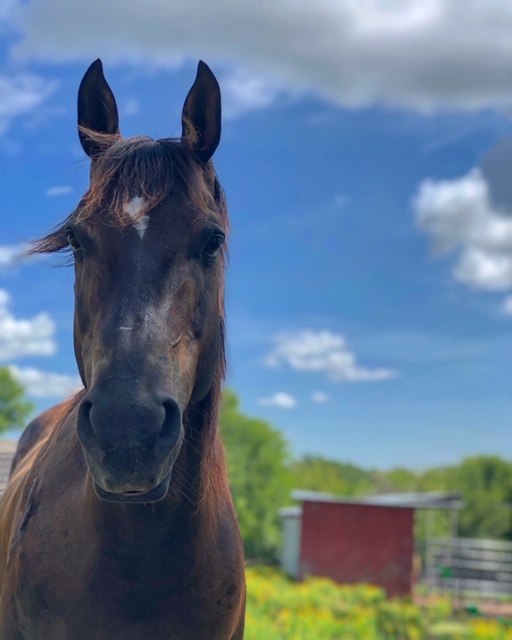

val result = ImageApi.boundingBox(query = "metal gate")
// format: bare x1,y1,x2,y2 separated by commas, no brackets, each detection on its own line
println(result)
426,537,512,596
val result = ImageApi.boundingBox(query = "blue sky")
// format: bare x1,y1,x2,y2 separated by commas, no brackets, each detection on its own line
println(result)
1,1,511,470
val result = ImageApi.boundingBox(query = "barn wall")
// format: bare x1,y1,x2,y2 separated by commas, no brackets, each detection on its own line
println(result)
299,501,414,597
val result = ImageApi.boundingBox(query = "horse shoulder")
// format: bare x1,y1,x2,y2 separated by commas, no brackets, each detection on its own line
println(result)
10,392,84,476
0,394,83,582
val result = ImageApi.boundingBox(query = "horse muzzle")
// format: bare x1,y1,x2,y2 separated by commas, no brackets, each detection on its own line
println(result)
77,381,184,503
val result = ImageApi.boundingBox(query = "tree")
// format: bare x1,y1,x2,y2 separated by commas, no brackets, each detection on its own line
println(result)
383,467,420,493
219,389,293,561
453,456,512,540
291,456,374,496
0,367,34,433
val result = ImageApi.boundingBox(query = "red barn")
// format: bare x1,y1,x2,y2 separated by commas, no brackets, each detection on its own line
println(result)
279,490,462,598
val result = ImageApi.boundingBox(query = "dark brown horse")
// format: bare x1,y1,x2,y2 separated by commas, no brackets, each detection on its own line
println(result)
0,59,245,640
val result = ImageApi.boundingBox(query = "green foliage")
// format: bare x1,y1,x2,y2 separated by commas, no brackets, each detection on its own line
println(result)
291,456,373,496
291,459,427,498
452,457,512,540
219,389,293,560
415,457,512,542
245,567,512,640
0,367,33,433
383,467,420,492
417,466,456,492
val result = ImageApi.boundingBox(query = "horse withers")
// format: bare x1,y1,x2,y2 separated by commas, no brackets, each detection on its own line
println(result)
0,60,246,640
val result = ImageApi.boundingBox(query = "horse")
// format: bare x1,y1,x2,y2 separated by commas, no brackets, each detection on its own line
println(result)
0,59,246,640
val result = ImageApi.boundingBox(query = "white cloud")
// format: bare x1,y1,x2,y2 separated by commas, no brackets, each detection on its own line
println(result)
0,244,29,269
0,73,58,135
311,391,329,403
9,365,81,398
221,68,284,119
265,330,396,382
414,168,512,291
7,1,512,113
0,289,56,360
454,248,512,291
503,295,512,316
45,185,72,196
258,392,297,409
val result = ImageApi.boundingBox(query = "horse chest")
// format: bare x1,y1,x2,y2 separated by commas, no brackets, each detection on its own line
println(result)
11,531,244,640
10,572,243,640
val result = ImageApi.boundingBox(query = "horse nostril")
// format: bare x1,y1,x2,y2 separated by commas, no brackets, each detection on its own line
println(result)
77,398,93,436
159,398,182,447
76,397,102,454
79,399,92,423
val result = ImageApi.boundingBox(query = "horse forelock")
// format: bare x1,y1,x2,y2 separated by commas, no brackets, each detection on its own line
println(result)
29,130,229,255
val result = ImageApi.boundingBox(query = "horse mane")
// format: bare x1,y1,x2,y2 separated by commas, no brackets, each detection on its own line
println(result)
30,131,231,515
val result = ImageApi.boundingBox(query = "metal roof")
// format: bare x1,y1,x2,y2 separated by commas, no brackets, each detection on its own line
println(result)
291,489,464,511
278,506,302,518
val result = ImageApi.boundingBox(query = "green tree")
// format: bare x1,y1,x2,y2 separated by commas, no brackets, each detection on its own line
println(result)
291,456,374,496
453,456,512,540
417,466,456,492
384,467,420,493
220,389,293,561
0,367,34,433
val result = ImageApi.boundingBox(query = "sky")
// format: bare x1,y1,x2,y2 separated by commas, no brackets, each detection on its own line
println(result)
0,1,511,470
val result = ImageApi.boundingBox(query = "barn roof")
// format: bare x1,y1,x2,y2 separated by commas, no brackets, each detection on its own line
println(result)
0,440,17,494
289,489,464,511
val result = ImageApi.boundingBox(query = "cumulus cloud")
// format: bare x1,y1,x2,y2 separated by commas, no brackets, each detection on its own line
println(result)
258,392,297,409
221,68,284,119
45,185,72,196
7,1,512,113
10,365,81,398
265,330,396,382
311,391,329,403
0,289,56,360
0,73,58,135
0,244,29,270
414,168,512,291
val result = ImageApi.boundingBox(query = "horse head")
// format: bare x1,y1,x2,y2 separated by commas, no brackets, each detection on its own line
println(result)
45,60,228,503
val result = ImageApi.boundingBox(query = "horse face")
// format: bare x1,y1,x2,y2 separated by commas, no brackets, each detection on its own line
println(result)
71,60,225,503
74,194,224,502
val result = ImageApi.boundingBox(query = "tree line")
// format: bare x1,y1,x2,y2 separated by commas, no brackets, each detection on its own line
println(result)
1,367,511,561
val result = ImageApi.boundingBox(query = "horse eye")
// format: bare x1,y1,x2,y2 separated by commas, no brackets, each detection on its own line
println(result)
203,233,224,262
66,229,83,254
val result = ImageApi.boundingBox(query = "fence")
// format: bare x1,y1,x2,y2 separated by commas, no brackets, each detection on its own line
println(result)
425,536,512,597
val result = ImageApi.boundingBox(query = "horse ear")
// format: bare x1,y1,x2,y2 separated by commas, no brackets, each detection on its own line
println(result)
181,61,221,164
77,59,120,157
